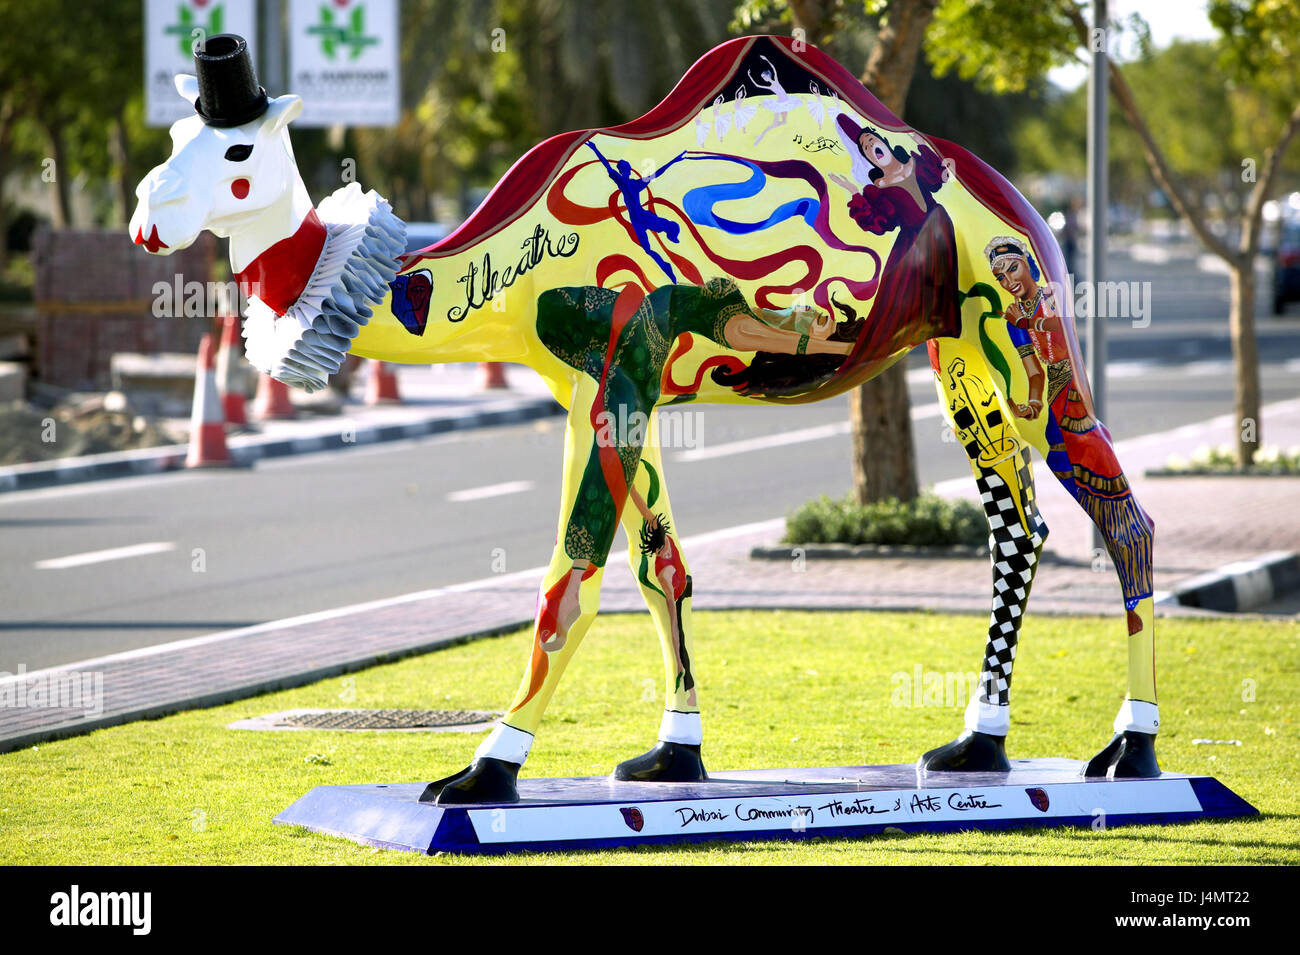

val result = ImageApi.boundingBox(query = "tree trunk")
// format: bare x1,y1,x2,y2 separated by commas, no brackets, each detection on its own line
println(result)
1228,261,1261,468
849,0,937,504
851,360,919,504
0,109,11,276
111,117,133,229
861,0,937,113
43,121,73,229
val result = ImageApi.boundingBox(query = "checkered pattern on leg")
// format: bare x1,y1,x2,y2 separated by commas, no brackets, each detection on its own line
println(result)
974,452,1046,708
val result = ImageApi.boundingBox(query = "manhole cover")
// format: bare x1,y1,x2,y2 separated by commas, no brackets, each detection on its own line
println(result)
282,709,495,730
227,708,499,733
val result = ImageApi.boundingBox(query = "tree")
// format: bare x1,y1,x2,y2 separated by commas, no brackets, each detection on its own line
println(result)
927,0,1300,469
0,0,162,230
736,0,944,505
1013,39,1300,222
349,0,737,222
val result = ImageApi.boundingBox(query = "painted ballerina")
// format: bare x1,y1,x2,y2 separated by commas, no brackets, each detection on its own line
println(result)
695,94,732,146
587,141,687,283
750,53,805,145
733,85,758,133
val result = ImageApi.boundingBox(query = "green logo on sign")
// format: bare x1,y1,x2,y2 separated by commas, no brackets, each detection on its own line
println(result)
165,2,226,57
308,2,379,61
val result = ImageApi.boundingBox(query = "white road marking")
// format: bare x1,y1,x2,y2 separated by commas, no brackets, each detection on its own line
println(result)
1106,361,1156,379
676,421,849,462
35,541,176,570
446,480,535,502
675,402,941,463
9,396,1299,688
1128,243,1174,265
0,517,787,689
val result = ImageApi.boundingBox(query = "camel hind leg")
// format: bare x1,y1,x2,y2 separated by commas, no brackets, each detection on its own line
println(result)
609,430,707,782
422,367,646,804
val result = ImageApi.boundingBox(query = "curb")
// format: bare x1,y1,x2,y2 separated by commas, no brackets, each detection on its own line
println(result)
1161,551,1300,613
750,542,987,560
1143,469,1300,478
0,395,563,494
0,617,532,755
749,542,1084,568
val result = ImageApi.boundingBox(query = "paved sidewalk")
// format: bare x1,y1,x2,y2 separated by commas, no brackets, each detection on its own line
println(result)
0,363,562,492
1,397,1297,753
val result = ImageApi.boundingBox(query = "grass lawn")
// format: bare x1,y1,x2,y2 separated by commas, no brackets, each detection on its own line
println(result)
0,610,1295,865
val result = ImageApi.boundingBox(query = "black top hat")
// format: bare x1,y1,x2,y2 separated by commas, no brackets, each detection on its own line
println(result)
193,34,269,127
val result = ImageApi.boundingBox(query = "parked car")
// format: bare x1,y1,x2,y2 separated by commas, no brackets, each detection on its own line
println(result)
1272,222,1300,315
403,221,452,255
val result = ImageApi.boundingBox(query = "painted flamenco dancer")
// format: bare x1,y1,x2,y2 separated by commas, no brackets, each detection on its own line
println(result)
827,109,962,389
130,35,1162,806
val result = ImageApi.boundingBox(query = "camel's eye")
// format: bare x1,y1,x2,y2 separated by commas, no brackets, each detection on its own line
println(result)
224,144,253,162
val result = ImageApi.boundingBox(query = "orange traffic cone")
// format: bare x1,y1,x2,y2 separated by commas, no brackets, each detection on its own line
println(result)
215,313,248,427
252,372,296,420
480,361,509,390
366,360,402,405
186,334,232,468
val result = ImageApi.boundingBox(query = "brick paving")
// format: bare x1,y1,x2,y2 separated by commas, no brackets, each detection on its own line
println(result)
1,397,1297,753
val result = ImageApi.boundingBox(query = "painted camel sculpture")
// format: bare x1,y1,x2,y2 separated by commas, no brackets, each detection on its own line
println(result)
131,34,1159,804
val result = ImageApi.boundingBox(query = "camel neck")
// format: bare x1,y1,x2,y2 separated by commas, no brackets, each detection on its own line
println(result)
234,209,328,316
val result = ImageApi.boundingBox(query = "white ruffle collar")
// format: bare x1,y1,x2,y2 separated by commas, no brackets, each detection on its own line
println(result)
241,182,406,392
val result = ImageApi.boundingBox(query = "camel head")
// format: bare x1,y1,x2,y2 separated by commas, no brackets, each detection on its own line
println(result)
129,35,310,273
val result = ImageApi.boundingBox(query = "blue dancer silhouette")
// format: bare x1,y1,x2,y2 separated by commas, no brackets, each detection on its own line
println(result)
587,141,688,283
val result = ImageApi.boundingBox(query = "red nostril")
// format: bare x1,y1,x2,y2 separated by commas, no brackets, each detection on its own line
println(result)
135,225,168,253
231,179,250,199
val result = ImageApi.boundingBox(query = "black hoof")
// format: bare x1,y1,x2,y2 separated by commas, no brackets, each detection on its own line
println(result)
918,730,1011,773
613,741,708,782
1082,731,1160,778
419,757,521,804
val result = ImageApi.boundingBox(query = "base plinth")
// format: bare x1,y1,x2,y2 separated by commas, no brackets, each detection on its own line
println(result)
273,758,1257,855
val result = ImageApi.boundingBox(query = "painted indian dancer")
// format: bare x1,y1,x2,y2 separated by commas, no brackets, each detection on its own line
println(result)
987,236,1073,421
587,141,688,283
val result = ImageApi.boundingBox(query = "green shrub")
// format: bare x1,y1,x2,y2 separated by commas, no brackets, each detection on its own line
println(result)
1163,443,1300,475
783,492,987,547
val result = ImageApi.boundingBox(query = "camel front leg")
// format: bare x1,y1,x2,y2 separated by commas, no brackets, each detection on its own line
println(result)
919,337,1046,773
1050,408,1159,778
611,431,707,782
999,316,1158,776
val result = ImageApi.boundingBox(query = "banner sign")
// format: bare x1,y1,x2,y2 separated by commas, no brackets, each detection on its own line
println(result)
288,0,400,127
146,0,258,127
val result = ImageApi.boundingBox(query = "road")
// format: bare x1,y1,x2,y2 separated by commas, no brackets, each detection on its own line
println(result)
3,246,1298,670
